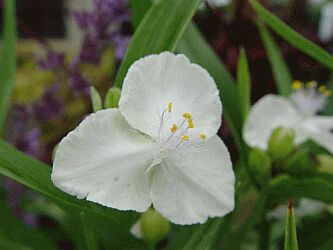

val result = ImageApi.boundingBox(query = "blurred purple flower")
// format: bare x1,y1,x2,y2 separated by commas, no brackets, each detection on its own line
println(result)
12,105,32,133
69,71,90,97
78,38,101,65
113,35,130,59
33,85,63,121
15,128,41,158
38,51,65,70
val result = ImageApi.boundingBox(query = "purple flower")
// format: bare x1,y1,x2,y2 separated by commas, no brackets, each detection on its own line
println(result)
38,51,65,70
33,84,64,122
15,128,41,157
113,35,130,59
78,38,101,65
69,71,90,97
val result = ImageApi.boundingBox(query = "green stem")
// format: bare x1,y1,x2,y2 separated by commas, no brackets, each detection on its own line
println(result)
259,217,270,250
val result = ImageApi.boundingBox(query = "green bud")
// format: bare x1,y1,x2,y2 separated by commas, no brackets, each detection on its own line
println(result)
316,154,333,174
104,86,121,108
140,208,170,247
285,149,315,177
248,148,271,186
268,127,295,160
90,86,103,112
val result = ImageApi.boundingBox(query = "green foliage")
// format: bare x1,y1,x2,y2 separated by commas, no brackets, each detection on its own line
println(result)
236,48,251,121
114,0,201,87
248,148,271,187
285,150,316,177
249,0,333,70
90,87,103,112
284,200,299,250
80,212,99,250
257,21,293,96
104,86,121,108
268,127,295,160
0,0,16,135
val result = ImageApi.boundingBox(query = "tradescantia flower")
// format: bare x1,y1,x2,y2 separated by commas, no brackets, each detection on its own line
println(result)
51,52,235,225
243,80,333,154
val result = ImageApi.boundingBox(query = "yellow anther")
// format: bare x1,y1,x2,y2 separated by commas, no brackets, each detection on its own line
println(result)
168,102,173,112
199,133,206,139
188,119,194,129
318,85,327,93
182,113,192,120
306,81,317,89
324,90,332,97
170,124,177,133
291,80,303,90
182,135,190,141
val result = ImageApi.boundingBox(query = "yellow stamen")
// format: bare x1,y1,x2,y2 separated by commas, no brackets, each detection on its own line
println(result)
182,135,190,141
324,90,332,97
170,124,177,133
182,113,192,120
168,102,172,112
318,85,327,93
306,81,317,89
188,119,194,128
291,80,303,90
199,133,206,139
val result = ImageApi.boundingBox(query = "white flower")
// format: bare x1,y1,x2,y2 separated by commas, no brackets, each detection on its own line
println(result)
318,2,333,42
243,81,333,154
51,52,235,225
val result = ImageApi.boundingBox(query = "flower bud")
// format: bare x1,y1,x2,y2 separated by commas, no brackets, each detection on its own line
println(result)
90,86,102,112
268,127,295,160
316,154,333,174
285,149,315,177
140,208,170,247
104,86,121,108
248,148,271,186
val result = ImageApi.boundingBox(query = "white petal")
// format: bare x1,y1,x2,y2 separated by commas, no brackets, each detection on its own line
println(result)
150,136,235,225
130,220,143,239
119,52,222,142
303,116,333,154
243,94,306,150
52,109,156,212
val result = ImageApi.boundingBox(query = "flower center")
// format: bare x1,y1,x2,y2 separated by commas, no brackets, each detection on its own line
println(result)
147,102,206,172
290,80,331,116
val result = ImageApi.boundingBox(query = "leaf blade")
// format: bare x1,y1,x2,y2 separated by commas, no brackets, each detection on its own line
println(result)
0,0,17,135
257,21,293,96
284,200,299,250
249,0,333,70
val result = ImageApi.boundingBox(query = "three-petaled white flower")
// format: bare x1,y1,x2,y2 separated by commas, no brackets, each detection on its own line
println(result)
243,80,333,154
51,52,235,225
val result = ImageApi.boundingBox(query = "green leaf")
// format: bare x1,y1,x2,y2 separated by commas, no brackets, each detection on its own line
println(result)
236,48,251,120
104,86,121,108
114,0,201,87
80,212,99,250
284,200,299,250
165,219,222,250
0,0,16,135
257,20,293,96
249,0,333,70
0,139,137,231
129,0,152,29
0,189,56,250
90,87,103,112
269,175,333,203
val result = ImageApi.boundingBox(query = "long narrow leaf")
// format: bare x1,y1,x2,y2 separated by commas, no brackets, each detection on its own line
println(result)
114,0,201,87
249,0,333,70
80,212,99,250
0,0,16,135
257,21,293,96
236,48,251,121
284,200,299,250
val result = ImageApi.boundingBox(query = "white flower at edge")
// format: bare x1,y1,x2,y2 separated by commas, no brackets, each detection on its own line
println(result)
318,2,333,42
51,52,235,225
243,80,333,154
